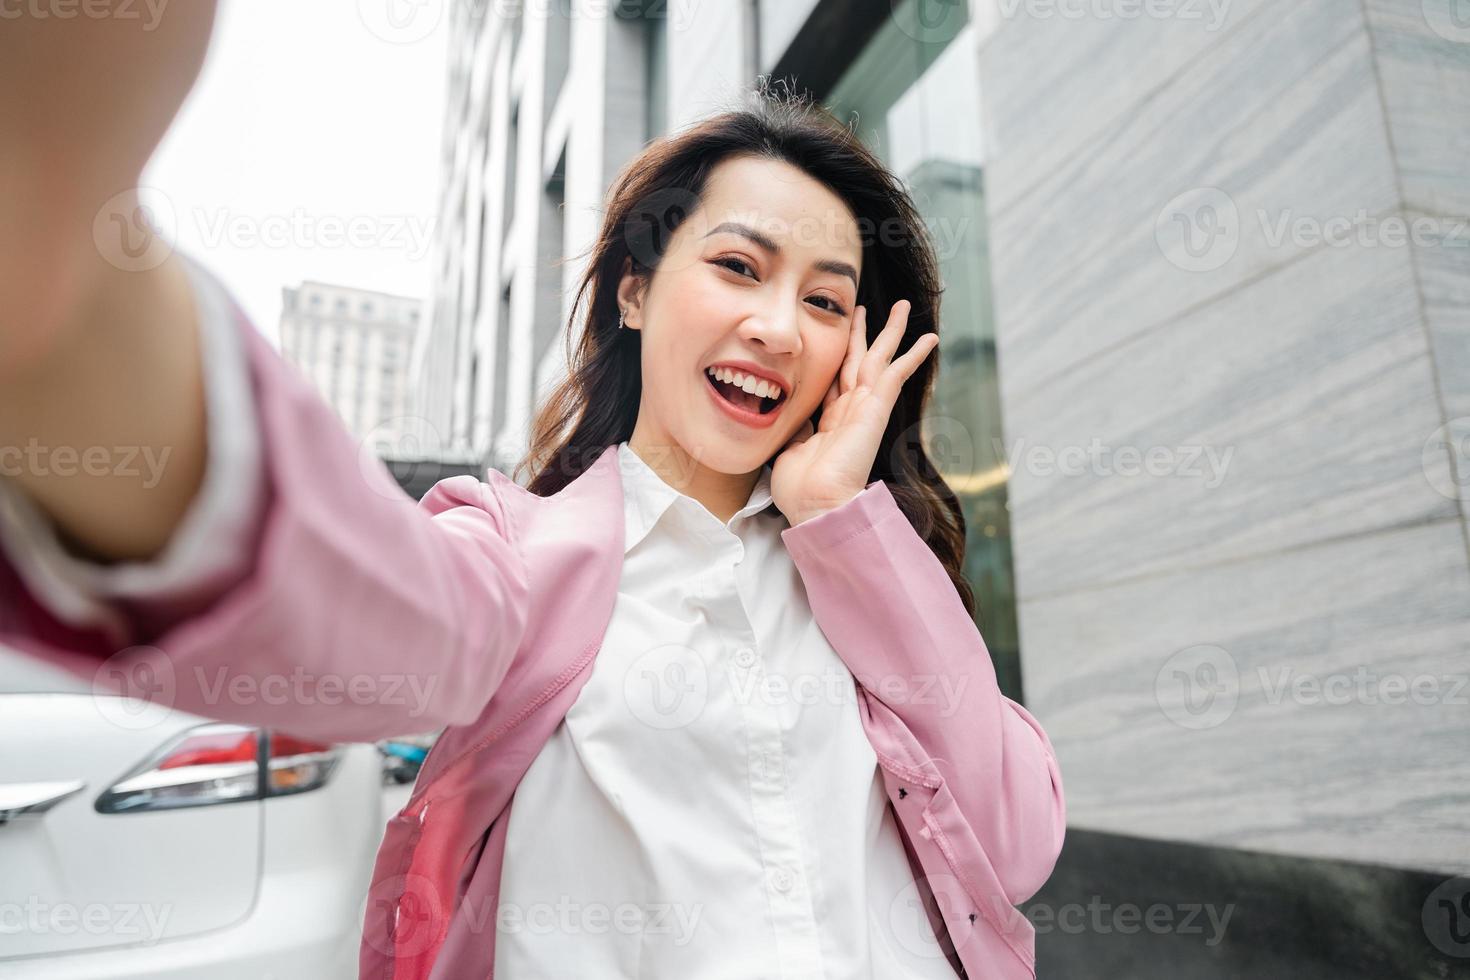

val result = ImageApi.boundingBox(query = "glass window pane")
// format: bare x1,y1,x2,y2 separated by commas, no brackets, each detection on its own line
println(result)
826,0,1023,703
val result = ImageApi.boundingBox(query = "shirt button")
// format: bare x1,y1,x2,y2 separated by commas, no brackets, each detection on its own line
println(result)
734,647,757,669
771,868,795,893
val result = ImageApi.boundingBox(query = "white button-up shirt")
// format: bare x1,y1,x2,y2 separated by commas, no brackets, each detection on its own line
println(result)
496,441,957,978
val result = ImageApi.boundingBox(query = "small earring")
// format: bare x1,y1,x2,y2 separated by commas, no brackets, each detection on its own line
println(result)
618,308,626,330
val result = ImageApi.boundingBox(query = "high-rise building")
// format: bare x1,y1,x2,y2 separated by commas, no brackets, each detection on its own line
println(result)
417,0,665,471
279,280,422,456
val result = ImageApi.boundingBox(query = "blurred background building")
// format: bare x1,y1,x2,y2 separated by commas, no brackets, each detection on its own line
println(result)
414,0,654,478
414,0,1470,975
279,281,421,454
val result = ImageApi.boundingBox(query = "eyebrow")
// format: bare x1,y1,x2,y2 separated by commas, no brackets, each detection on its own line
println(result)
703,221,859,290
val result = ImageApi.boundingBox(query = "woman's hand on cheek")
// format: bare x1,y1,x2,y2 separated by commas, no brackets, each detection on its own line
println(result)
770,300,939,526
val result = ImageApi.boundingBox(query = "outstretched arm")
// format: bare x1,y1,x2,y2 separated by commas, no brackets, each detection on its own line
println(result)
1,256,534,743
0,3,220,562
0,10,533,743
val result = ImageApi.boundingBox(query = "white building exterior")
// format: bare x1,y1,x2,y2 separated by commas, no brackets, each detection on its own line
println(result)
279,280,421,455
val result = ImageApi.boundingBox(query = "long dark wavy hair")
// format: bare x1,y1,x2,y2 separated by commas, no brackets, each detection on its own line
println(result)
513,82,975,616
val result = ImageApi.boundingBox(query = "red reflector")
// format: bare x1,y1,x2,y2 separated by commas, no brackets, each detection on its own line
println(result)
156,730,260,770
269,733,332,757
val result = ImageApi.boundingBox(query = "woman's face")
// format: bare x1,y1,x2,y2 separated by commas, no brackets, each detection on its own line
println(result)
618,154,863,479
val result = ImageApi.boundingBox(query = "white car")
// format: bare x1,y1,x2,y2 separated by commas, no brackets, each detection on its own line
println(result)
0,653,399,980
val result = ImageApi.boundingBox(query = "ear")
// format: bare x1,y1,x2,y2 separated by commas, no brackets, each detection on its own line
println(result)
615,256,648,331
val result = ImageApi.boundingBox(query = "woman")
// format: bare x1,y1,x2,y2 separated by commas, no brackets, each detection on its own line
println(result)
0,12,1063,977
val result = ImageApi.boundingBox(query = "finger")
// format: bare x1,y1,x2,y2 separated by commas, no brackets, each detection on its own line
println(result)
783,416,816,451
822,372,840,412
840,305,867,393
858,299,911,390
878,331,939,398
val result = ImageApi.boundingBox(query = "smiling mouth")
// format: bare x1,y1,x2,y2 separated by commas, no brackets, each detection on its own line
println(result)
706,372,786,415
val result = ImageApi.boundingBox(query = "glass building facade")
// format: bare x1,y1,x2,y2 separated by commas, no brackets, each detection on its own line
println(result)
823,0,1022,701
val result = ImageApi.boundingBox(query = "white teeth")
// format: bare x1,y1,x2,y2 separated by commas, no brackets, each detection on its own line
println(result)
706,366,781,400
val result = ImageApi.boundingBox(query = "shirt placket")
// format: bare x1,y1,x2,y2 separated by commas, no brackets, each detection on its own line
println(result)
700,532,826,980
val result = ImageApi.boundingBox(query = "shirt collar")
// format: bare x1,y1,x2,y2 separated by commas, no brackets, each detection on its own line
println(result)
617,441,775,555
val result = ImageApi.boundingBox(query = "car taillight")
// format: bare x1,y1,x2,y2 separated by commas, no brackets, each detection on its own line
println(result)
96,724,342,814
264,731,340,797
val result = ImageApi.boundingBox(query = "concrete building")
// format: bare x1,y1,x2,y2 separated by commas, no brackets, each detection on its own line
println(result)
421,0,1470,974
417,0,660,471
279,281,421,456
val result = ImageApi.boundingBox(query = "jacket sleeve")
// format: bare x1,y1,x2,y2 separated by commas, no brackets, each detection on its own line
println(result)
0,253,531,744
780,479,1066,904
0,251,266,645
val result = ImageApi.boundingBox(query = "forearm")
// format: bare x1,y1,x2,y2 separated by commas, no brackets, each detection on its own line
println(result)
0,2,220,561
0,251,208,563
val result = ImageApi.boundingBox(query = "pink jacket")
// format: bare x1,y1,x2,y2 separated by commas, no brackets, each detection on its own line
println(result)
0,307,1065,979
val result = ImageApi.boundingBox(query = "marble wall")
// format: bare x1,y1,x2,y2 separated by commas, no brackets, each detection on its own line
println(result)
978,0,1470,875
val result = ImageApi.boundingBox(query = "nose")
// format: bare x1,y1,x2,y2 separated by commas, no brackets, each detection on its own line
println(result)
735,289,802,356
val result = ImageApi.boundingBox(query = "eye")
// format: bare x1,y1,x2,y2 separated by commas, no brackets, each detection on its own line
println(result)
712,256,756,278
712,256,848,317
807,295,848,316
